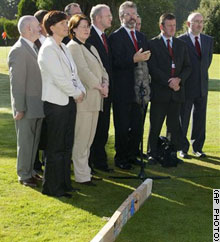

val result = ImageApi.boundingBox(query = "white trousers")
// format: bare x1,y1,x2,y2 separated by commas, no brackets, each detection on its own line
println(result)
72,111,99,182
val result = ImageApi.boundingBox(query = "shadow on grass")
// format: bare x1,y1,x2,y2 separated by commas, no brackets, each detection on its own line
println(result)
0,73,10,108
0,111,16,158
209,79,220,91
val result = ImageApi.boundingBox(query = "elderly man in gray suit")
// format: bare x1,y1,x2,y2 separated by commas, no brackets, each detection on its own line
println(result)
178,12,213,159
8,16,44,187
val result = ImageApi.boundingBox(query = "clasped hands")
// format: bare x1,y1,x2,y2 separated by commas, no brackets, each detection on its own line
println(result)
168,77,181,91
133,48,151,63
75,92,85,103
95,83,108,98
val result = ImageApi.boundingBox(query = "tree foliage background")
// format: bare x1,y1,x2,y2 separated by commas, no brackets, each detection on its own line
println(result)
197,0,220,53
0,0,220,52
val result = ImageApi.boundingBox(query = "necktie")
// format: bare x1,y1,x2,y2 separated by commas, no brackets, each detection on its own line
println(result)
130,30,138,52
195,36,201,57
34,39,41,50
167,39,175,77
33,39,41,55
101,33,108,53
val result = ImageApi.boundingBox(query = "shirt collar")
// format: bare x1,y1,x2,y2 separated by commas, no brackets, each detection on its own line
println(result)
189,31,201,40
161,33,173,46
122,24,135,32
21,36,35,49
92,24,103,38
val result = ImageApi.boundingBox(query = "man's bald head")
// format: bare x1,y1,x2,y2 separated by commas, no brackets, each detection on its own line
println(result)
18,15,41,42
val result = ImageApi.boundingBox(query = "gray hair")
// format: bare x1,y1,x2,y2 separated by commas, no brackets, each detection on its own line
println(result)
17,15,36,34
119,1,137,18
90,4,110,23
64,3,80,16
187,12,203,22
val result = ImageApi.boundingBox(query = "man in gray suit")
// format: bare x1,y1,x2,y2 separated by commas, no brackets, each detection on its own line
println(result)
178,12,213,158
8,16,44,187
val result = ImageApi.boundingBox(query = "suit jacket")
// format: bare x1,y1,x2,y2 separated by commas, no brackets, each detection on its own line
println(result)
8,37,44,119
87,26,112,98
67,39,109,112
87,28,112,80
38,36,85,106
178,32,213,98
148,34,191,103
109,26,149,103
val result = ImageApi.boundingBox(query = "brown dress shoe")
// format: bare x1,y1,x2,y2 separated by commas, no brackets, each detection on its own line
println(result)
19,178,37,187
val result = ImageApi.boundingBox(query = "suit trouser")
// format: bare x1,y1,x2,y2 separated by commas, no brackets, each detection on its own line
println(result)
43,99,76,196
113,102,142,163
72,111,99,183
15,117,42,180
148,100,181,157
180,95,207,153
89,97,111,169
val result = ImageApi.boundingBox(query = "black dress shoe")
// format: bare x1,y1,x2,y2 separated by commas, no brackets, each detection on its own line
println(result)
115,162,132,170
32,174,43,181
90,167,96,175
137,151,148,160
193,151,206,158
147,156,158,165
57,193,72,198
19,178,37,188
95,167,114,173
66,187,81,192
80,181,97,186
129,158,143,166
91,176,102,181
179,151,190,159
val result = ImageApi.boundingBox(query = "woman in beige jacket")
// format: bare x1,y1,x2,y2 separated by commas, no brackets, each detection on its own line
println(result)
67,14,109,186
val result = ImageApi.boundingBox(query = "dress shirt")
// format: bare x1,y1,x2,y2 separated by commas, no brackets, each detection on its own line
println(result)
39,35,46,44
161,34,173,48
121,24,137,45
92,24,105,44
189,31,201,47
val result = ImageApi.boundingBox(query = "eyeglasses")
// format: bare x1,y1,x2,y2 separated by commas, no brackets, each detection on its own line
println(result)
78,25,90,29
191,20,204,24
101,14,113,19
124,12,137,17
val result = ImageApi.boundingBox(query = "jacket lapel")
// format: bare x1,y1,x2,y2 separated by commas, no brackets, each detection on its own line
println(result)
185,32,199,57
90,27,107,55
158,34,171,58
200,34,205,57
20,38,37,59
120,27,137,53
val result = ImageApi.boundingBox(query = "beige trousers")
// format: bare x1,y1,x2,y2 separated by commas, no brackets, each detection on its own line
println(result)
72,111,99,182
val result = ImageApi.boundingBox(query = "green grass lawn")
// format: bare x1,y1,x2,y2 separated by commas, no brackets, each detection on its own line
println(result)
0,47,219,242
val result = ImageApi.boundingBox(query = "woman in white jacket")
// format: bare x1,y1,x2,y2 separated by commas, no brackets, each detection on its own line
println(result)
38,11,85,198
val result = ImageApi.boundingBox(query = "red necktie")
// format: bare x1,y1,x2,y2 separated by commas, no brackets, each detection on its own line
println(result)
130,30,138,52
101,33,108,53
167,39,175,77
195,36,201,57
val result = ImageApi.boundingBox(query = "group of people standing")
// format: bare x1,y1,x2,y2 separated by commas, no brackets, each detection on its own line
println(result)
8,1,213,198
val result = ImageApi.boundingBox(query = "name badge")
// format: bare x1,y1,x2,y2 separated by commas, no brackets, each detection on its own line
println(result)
172,63,176,69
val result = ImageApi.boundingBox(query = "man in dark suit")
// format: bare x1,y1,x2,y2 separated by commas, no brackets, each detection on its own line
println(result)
63,3,82,45
109,1,151,170
8,16,44,187
87,4,113,172
178,12,213,158
147,13,191,164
